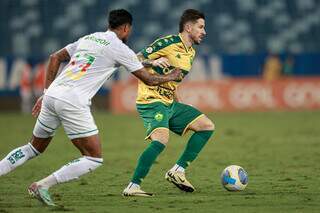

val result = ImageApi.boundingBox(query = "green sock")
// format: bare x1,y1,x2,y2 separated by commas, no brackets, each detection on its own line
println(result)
176,130,214,169
131,140,165,185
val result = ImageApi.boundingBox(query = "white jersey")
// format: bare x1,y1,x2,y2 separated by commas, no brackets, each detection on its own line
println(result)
46,30,143,107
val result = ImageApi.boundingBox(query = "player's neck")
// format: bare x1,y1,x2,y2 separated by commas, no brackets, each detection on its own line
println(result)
109,28,124,41
180,32,193,48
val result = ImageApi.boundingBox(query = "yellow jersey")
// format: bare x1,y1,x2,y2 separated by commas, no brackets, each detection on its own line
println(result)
136,34,196,105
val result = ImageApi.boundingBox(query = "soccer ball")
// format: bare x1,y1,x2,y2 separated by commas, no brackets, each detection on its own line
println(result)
221,165,248,191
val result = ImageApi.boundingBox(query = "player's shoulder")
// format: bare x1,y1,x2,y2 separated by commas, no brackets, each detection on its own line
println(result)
145,34,181,54
152,34,181,47
82,31,118,43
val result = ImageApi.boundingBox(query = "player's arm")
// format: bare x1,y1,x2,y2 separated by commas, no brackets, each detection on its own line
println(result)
137,52,170,69
44,48,70,89
115,43,178,86
32,48,70,117
133,53,176,86
132,68,182,86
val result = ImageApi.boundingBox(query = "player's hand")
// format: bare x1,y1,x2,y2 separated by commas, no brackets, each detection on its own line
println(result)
32,96,43,118
168,68,183,81
152,57,170,68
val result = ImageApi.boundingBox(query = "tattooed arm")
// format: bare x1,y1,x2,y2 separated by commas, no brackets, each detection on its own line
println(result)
45,48,71,89
132,68,182,86
32,48,70,117
137,52,170,69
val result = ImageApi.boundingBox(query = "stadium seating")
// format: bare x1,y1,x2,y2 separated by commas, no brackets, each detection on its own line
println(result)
1,0,320,57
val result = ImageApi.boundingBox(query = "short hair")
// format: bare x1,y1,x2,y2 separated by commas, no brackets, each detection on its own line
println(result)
179,9,205,33
108,9,133,29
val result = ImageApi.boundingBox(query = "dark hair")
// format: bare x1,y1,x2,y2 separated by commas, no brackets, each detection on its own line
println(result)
179,9,205,33
108,9,133,29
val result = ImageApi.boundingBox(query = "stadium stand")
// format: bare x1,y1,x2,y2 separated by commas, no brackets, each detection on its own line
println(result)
1,0,320,57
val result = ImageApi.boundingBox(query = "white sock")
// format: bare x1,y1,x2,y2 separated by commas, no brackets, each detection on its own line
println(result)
126,182,140,189
52,156,103,183
0,143,40,176
170,164,185,173
36,174,58,189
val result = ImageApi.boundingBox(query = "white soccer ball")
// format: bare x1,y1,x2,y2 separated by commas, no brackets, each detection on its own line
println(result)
221,165,248,191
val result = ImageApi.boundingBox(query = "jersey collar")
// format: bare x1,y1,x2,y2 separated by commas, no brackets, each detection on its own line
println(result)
107,30,121,42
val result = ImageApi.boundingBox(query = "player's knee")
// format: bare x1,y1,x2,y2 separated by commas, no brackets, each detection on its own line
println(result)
150,128,169,145
72,135,102,158
199,117,215,131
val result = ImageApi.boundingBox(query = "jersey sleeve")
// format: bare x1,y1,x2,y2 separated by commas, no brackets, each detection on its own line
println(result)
113,43,144,72
64,40,80,57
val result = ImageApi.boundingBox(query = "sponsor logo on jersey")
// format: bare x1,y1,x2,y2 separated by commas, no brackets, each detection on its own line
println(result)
146,47,153,53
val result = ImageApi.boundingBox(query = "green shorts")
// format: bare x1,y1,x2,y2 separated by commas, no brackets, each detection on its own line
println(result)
136,101,204,139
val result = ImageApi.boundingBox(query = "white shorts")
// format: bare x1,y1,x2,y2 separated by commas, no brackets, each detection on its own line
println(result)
33,96,99,140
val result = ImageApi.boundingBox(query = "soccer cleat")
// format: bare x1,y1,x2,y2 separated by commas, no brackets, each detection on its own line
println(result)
165,170,195,192
122,184,154,197
28,182,56,206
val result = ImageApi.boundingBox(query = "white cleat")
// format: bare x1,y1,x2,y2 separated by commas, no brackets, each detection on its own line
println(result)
165,170,195,192
28,182,56,206
122,183,154,197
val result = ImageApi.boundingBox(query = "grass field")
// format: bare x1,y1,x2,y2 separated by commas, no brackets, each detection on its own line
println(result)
0,111,319,213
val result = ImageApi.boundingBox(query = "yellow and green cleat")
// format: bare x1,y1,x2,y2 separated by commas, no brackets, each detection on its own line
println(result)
122,184,154,197
165,170,195,192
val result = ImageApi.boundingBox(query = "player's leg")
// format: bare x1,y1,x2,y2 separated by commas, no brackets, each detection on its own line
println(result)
29,99,103,206
50,134,103,186
29,135,103,206
175,114,214,171
123,102,170,197
0,137,50,176
165,102,215,192
0,96,58,176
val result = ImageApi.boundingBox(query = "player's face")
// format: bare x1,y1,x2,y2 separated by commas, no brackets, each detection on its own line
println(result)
189,18,206,45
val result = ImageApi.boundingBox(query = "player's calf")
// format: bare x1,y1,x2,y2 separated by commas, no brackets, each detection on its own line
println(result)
0,142,40,176
53,155,103,183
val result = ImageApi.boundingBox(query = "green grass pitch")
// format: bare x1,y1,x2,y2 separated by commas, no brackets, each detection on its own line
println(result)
0,111,319,213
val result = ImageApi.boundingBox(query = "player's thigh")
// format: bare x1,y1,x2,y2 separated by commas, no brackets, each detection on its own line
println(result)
56,101,99,141
32,96,61,151
33,96,61,137
137,102,170,143
55,101,101,157
169,102,204,136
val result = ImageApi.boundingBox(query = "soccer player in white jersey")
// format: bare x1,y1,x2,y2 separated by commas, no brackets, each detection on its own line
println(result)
0,9,181,206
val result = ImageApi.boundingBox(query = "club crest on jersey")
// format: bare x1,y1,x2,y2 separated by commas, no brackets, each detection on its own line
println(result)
146,47,153,54
154,112,164,121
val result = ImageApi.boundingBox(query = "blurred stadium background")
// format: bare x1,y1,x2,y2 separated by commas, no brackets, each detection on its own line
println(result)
0,0,320,112
1,1,320,212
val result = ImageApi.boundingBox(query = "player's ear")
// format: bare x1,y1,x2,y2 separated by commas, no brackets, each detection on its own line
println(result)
185,22,192,33
123,24,131,33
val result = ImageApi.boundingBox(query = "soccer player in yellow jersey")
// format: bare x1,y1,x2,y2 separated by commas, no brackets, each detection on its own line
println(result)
123,9,215,197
